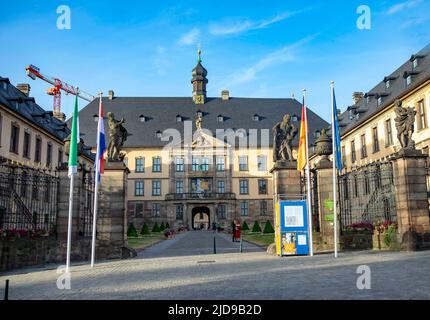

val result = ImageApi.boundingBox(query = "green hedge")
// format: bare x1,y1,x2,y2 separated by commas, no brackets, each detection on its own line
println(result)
127,223,138,237
242,221,249,231
160,222,165,231
152,222,160,233
140,223,150,235
252,221,262,233
263,220,274,234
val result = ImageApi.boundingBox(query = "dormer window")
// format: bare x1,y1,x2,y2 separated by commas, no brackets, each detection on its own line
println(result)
377,96,383,106
406,75,412,86
385,80,390,89
1,82,6,91
291,114,299,122
314,130,321,138
196,110,202,118
252,114,260,121
217,115,224,122
176,115,182,122
366,96,370,104
93,114,98,122
139,115,146,122
413,58,418,69
156,130,162,138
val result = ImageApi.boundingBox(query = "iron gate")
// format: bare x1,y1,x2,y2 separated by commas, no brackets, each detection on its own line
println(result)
338,161,396,231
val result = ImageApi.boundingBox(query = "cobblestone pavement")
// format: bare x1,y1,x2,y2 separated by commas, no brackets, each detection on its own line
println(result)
1,231,430,299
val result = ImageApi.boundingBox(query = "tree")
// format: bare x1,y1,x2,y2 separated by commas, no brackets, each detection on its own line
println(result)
252,221,262,233
152,222,160,233
263,220,275,234
140,223,150,235
166,222,170,229
241,221,249,231
127,223,138,237
160,222,165,231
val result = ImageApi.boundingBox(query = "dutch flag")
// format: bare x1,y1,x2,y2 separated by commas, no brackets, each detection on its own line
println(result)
96,95,106,182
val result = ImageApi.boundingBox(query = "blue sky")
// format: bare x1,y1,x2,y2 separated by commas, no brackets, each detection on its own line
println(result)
1,0,430,121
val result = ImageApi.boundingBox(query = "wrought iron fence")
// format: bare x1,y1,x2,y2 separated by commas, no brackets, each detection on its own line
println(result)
78,170,94,237
338,161,396,231
300,169,320,232
0,163,59,232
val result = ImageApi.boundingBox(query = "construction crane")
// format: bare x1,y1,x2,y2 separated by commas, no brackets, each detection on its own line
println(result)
25,64,95,118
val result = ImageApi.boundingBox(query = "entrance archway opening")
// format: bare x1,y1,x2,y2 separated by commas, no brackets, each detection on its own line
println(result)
192,206,210,230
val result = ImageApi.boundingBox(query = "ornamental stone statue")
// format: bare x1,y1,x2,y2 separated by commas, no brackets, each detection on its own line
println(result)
394,99,416,149
107,112,127,161
273,114,298,162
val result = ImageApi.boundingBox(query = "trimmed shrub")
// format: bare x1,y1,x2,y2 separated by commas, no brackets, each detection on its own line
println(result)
159,222,166,231
241,221,249,231
152,223,160,233
252,221,262,233
166,222,170,229
263,220,275,234
140,223,150,235
127,223,138,237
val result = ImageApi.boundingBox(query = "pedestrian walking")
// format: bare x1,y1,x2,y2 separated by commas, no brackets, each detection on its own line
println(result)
231,220,236,242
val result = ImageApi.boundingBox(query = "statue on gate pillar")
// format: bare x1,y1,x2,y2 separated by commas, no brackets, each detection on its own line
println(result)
107,112,127,161
394,99,416,150
273,114,298,162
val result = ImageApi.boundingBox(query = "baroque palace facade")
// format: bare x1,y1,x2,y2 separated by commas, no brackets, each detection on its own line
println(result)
77,52,328,230
337,44,430,169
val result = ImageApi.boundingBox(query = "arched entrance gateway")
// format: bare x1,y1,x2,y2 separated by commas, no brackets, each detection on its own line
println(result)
191,206,210,230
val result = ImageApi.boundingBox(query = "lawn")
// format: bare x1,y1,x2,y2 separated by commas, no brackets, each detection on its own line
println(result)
241,231,275,249
127,233,165,251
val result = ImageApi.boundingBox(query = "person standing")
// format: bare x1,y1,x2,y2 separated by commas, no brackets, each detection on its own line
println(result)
231,220,236,242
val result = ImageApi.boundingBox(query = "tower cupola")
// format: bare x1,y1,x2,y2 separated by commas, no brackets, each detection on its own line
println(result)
191,48,208,104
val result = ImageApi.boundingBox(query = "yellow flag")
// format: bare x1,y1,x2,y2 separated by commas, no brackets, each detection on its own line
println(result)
297,101,307,171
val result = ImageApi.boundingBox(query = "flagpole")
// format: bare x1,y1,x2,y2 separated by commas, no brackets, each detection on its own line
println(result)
302,89,314,257
66,174,74,273
90,92,103,268
331,81,339,258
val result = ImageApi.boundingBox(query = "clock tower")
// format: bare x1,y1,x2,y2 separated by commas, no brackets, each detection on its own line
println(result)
191,48,208,104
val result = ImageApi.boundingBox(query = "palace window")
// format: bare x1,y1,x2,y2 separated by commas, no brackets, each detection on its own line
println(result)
217,180,225,193
46,142,52,167
240,201,249,216
152,203,161,217
10,123,20,154
218,204,226,219
192,157,209,171
135,157,145,172
257,155,267,171
406,75,412,86
258,179,267,194
413,58,418,69
360,134,367,159
260,200,268,216
135,203,144,218
372,127,379,153
192,157,199,171
351,140,356,163
176,205,183,220
175,157,184,172
417,100,427,130
0,114,2,146
175,180,184,194
239,179,249,194
35,136,42,163
385,119,393,147
23,131,31,159
200,157,209,171
135,181,144,196
216,156,225,171
152,157,161,172
152,180,161,196
58,149,63,167
239,155,248,171
341,146,346,167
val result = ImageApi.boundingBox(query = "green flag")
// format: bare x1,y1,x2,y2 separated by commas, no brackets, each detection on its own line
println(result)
68,95,79,176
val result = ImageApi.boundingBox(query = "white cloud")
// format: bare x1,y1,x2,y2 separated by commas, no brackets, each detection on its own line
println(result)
219,34,317,88
178,28,200,45
209,12,295,36
387,0,422,15
153,45,169,75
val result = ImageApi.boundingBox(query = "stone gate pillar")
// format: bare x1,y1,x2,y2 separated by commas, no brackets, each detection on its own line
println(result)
270,160,301,196
391,149,430,249
57,166,84,241
314,158,340,251
97,160,129,254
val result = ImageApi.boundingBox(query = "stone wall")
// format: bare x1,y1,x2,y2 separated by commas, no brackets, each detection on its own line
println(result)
0,238,132,272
